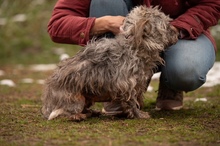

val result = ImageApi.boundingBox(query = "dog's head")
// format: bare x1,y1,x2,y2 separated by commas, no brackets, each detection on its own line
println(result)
121,6,179,50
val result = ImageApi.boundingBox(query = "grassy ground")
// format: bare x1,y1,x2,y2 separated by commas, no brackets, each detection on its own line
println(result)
0,67,220,146
0,0,220,146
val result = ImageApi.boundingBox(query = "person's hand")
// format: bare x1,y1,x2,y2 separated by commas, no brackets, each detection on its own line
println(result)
105,16,125,35
90,16,125,36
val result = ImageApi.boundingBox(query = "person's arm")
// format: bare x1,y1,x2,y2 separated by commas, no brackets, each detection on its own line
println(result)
170,0,220,39
47,0,125,46
47,0,94,46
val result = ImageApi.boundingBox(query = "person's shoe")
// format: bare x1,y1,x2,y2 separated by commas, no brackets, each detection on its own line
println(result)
155,80,183,111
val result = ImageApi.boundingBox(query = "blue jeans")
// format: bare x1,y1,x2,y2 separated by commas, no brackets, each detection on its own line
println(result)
89,0,216,92
161,35,215,91
90,0,133,17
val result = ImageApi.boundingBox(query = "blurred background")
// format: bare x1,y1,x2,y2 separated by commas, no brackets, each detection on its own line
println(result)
0,0,81,66
0,0,220,66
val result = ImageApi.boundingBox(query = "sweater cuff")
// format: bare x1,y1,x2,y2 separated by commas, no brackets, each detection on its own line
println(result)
178,29,189,39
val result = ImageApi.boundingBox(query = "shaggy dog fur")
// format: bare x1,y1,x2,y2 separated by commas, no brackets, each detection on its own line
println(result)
41,6,179,121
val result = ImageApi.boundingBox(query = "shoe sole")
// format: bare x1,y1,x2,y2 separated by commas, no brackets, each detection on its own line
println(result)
155,99,183,111
155,105,183,111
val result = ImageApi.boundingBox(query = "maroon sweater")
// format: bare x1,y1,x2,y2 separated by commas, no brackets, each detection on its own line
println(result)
47,0,220,51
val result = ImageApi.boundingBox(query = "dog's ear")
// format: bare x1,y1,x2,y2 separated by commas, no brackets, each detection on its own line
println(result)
132,19,151,48
132,18,164,51
48,108,65,120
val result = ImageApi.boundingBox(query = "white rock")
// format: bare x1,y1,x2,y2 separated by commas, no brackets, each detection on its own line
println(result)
152,72,160,80
195,98,207,102
12,14,27,22
36,79,45,84
60,53,70,61
21,78,34,83
202,62,220,87
30,64,57,71
147,85,154,92
0,79,16,87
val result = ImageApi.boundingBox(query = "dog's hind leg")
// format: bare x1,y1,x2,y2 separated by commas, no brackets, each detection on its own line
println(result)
48,93,86,121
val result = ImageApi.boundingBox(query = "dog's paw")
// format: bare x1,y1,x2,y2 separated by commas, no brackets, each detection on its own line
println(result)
68,113,87,121
137,110,150,119
127,109,150,119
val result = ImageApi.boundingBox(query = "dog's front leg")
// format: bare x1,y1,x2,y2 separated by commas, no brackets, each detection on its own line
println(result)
68,96,101,121
133,108,151,119
121,98,150,119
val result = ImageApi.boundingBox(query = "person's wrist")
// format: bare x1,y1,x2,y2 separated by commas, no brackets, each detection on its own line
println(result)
178,29,189,39
90,17,109,37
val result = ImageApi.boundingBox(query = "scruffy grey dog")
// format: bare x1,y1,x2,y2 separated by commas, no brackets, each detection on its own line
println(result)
41,6,178,121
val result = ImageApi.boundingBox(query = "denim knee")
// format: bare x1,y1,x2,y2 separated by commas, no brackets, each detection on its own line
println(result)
161,62,206,92
160,34,215,92
90,0,131,17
